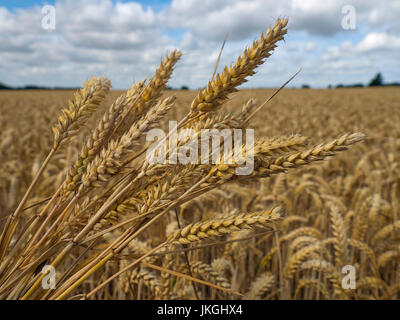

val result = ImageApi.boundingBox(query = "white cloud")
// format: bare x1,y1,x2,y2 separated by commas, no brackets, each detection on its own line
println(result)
163,0,395,40
0,0,399,89
367,1,400,32
356,32,400,52
303,31,400,86
57,0,161,50
321,32,400,60
163,0,281,41
0,0,173,88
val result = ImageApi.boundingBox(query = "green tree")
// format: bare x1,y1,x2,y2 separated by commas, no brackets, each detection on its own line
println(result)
368,73,383,87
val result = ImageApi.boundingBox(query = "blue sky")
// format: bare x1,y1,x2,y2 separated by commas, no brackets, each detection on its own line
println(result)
0,0,399,89
2,0,54,10
1,0,169,12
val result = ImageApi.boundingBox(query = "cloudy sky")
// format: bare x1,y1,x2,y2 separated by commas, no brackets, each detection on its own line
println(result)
0,0,399,89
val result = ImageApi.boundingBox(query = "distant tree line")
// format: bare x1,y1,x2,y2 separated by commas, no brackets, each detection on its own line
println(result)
166,85,190,90
303,73,400,89
0,82,193,91
0,82,81,90
2,73,398,91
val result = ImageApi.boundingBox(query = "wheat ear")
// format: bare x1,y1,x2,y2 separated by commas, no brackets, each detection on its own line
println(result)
130,267,162,297
243,272,275,300
115,50,182,135
168,207,282,244
64,83,145,193
189,18,288,115
191,261,231,290
80,96,175,190
0,77,110,260
211,132,366,182
52,77,111,149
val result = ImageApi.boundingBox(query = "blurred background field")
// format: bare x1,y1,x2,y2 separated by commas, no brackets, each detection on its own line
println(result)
1,87,399,299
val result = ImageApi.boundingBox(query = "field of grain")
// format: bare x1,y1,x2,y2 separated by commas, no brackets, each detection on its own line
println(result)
0,19,399,300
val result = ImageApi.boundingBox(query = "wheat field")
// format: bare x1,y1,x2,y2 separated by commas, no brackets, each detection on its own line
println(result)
0,19,399,300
